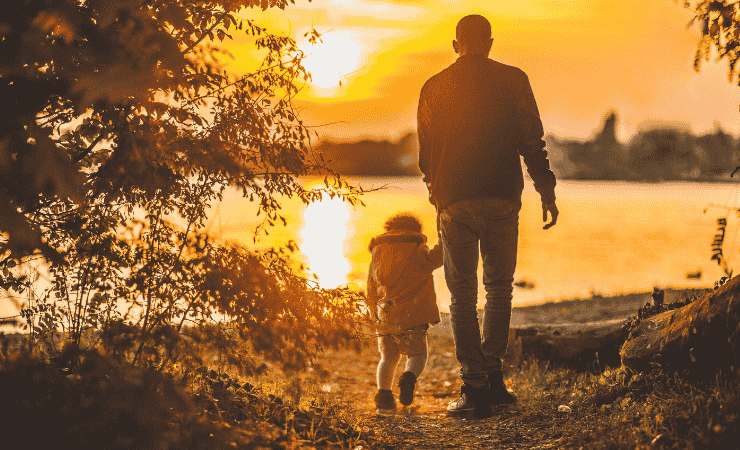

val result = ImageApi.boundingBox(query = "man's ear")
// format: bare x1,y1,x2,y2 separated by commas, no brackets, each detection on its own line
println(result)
452,39,460,54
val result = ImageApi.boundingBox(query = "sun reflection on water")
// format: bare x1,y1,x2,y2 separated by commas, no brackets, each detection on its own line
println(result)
299,196,352,288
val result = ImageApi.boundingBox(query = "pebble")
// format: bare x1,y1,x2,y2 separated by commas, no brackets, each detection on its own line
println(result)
557,405,572,413
651,433,666,446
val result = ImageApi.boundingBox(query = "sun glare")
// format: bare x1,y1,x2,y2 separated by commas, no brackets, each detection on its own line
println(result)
299,196,352,288
300,31,363,92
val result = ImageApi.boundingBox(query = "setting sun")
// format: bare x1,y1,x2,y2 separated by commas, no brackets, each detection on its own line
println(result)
299,195,352,288
300,31,363,92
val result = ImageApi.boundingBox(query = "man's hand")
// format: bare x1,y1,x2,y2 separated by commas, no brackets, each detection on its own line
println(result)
542,200,559,230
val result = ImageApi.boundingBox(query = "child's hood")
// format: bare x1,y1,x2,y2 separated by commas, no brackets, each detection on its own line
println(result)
368,230,428,285
368,230,427,251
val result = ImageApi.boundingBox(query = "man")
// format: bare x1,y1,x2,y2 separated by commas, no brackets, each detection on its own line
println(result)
418,14,559,418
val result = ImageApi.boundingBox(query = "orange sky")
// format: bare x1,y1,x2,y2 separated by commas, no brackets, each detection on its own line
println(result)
229,0,738,141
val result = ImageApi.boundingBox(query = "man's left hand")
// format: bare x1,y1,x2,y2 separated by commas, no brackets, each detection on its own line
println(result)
542,201,559,230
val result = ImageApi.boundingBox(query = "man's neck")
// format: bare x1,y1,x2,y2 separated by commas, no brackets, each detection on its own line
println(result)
457,52,488,59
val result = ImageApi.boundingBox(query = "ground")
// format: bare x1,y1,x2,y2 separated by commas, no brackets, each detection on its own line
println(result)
301,289,737,449
315,334,575,449
2,289,735,449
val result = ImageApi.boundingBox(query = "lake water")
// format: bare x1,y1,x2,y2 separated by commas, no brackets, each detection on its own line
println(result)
213,178,739,310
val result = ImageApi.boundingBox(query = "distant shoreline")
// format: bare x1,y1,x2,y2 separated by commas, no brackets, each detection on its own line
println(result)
316,115,738,182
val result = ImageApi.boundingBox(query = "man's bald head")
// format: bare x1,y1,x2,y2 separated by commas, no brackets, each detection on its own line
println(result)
454,15,493,56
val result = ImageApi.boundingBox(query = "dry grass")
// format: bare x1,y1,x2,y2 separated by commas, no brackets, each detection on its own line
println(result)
307,335,739,449
512,360,739,449
0,334,736,449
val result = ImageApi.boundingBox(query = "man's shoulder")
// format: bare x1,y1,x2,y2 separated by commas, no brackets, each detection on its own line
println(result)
421,66,451,93
487,58,528,80
421,58,529,96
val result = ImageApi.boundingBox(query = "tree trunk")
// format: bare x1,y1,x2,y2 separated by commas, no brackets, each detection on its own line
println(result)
620,276,740,373
506,319,626,368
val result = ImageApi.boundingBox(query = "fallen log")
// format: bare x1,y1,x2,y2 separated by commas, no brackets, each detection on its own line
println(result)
432,314,628,368
506,319,626,368
620,276,740,373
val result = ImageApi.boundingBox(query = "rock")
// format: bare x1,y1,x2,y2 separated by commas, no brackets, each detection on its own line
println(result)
557,405,572,413
514,279,536,289
432,391,453,398
650,433,667,447
620,276,740,373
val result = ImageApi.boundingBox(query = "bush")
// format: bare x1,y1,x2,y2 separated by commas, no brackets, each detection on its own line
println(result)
0,348,229,450
1,0,366,375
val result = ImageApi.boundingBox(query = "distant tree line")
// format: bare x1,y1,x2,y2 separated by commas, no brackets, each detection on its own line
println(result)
548,113,739,181
318,133,421,176
317,112,739,181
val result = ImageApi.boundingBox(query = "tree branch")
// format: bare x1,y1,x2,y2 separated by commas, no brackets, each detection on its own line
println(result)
73,133,106,163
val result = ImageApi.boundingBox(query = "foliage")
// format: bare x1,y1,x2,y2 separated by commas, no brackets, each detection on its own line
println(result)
0,347,229,450
711,216,735,276
1,0,364,370
191,367,375,448
0,346,379,449
622,288,701,336
684,1,739,84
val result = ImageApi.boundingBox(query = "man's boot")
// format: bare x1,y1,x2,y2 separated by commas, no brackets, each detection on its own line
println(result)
446,384,492,418
489,371,517,405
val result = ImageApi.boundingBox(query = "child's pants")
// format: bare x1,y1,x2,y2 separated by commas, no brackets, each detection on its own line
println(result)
376,324,428,390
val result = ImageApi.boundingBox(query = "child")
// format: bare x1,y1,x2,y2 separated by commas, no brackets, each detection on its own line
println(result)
366,213,443,414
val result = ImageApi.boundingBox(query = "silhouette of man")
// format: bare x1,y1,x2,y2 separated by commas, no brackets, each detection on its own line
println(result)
418,14,558,417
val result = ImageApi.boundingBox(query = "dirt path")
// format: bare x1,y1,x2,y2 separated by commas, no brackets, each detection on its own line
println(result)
317,334,574,449
310,289,710,449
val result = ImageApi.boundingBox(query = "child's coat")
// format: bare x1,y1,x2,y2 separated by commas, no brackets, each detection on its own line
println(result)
366,229,443,331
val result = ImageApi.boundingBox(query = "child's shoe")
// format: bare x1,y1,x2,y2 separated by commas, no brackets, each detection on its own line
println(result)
374,389,396,415
398,371,417,406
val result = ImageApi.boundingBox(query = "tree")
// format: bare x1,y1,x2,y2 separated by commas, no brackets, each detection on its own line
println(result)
0,0,363,370
685,1,739,85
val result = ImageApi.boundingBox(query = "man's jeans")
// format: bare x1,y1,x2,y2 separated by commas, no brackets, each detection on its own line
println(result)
439,197,520,388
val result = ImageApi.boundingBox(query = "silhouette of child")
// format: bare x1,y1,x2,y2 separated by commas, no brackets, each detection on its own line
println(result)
366,213,442,414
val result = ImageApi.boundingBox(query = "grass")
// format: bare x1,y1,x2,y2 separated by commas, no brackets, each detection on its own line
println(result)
509,360,739,449
0,346,385,449
5,277,730,448
298,333,739,449
0,332,736,449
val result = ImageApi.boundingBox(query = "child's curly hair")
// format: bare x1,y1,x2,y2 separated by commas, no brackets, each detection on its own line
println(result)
384,213,422,233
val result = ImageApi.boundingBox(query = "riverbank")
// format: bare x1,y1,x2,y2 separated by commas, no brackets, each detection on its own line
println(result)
302,287,736,449
2,288,736,449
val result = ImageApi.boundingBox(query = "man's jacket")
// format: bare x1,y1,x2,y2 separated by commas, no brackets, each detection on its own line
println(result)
366,230,442,331
418,55,556,208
